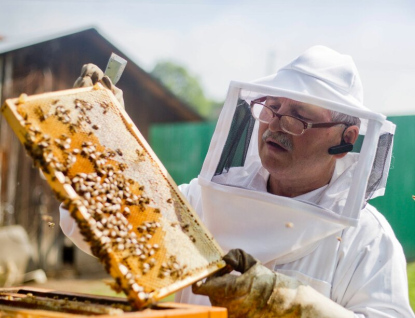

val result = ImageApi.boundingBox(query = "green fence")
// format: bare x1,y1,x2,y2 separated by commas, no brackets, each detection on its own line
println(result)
150,116,415,260
149,121,216,185
370,116,415,261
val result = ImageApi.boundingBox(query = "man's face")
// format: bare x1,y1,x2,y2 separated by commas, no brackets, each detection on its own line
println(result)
257,97,344,186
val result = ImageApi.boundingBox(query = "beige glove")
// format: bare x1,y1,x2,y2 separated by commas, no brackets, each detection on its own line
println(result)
193,249,354,318
73,64,125,108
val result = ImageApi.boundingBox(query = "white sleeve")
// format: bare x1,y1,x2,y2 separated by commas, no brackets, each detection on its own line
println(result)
59,204,93,256
175,178,206,305
332,205,414,318
178,178,203,218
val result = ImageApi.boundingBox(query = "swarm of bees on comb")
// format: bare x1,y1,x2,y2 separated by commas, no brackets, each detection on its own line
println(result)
1,85,225,309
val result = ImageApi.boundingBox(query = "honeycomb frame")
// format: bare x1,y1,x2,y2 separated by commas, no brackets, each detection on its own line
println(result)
1,85,225,308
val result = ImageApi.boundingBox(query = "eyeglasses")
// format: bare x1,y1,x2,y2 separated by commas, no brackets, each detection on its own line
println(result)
250,97,345,136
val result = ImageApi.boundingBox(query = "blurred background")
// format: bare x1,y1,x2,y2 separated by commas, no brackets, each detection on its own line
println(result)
0,0,414,309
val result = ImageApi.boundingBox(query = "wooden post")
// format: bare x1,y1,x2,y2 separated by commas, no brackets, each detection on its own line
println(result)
3,53,19,225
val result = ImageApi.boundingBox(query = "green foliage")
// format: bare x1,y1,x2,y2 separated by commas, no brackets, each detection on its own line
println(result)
150,61,222,120
408,262,415,311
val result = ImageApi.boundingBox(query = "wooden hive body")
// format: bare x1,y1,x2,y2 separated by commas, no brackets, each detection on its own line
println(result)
0,287,227,317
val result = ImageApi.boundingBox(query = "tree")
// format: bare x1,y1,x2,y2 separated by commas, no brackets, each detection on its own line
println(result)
150,61,222,120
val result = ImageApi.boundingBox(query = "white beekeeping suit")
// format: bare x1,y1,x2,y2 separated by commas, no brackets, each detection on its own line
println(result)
60,46,414,317
174,46,414,317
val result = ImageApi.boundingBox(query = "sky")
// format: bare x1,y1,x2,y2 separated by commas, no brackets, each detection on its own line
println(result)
1,0,415,116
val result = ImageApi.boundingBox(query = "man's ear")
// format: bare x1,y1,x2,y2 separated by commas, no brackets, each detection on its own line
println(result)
343,125,359,144
332,125,359,159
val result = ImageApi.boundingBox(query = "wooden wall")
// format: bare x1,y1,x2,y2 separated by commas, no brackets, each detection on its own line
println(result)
0,30,201,277
0,52,63,274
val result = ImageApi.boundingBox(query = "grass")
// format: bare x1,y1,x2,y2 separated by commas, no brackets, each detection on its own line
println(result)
408,262,415,312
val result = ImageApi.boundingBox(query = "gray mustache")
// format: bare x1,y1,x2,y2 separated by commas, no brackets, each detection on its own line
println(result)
262,130,293,151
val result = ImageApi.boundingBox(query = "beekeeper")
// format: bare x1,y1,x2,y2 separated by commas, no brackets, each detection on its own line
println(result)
60,46,415,317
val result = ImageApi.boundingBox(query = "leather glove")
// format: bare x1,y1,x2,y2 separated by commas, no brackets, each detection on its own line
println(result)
73,64,125,109
193,249,354,318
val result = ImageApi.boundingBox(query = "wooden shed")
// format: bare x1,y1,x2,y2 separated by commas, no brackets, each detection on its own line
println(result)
0,27,202,279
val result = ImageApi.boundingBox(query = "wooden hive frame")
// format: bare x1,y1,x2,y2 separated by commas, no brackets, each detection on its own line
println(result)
1,85,225,309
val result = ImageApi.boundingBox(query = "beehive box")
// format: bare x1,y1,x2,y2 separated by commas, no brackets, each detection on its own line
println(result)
0,287,227,317
0,85,225,309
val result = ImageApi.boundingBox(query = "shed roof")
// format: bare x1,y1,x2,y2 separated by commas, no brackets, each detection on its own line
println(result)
0,26,203,122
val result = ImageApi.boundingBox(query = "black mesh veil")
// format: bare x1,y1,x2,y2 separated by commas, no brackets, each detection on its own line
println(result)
364,132,393,202
214,99,256,175
212,94,394,207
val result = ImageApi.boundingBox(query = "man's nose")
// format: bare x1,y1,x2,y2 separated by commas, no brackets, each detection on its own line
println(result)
268,115,282,132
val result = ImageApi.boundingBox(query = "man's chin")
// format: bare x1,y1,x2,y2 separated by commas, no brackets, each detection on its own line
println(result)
259,149,290,172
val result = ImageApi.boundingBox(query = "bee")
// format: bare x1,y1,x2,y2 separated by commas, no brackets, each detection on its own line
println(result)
69,124,78,134
135,149,145,161
138,292,149,301
122,207,131,217
42,215,53,222
181,223,190,232
35,106,48,122
16,94,28,105
285,222,294,228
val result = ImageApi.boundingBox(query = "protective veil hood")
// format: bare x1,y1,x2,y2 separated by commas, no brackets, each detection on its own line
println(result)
254,46,364,108
198,45,395,265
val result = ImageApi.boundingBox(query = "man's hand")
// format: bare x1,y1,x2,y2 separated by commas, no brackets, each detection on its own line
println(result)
193,249,353,318
193,249,278,317
74,64,125,108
